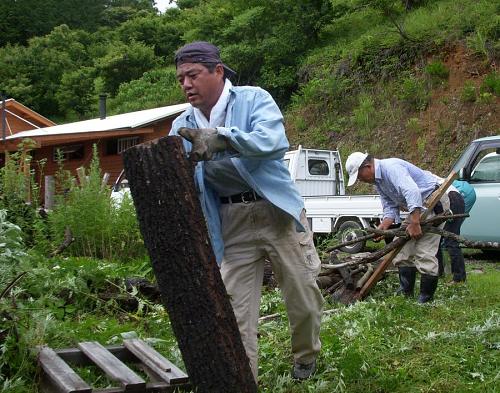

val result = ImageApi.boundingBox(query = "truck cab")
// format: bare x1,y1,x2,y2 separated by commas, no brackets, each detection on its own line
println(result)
285,146,385,253
285,146,345,197
452,135,500,245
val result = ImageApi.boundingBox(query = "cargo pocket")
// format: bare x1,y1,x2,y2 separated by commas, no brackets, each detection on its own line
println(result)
296,211,321,280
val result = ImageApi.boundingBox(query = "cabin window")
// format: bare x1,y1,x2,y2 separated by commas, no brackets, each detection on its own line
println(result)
308,159,329,176
53,144,84,161
106,136,140,155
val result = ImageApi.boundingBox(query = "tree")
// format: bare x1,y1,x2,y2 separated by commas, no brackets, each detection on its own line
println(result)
94,41,159,95
108,67,185,114
55,67,98,119
117,14,183,57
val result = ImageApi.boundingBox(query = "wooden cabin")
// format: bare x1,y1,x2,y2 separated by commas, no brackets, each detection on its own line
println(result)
0,102,190,206
0,98,57,167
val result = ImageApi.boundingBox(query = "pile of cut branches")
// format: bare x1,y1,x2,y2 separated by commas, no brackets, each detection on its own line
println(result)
317,212,500,303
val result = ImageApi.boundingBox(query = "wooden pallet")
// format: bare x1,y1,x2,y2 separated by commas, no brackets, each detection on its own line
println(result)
38,339,190,393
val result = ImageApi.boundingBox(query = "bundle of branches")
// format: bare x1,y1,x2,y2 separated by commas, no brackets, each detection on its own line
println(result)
317,212,499,302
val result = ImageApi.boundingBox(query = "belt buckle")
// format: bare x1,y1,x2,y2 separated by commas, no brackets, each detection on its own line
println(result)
241,191,253,204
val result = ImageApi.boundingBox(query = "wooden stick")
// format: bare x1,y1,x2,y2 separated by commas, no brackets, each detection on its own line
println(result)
326,213,468,252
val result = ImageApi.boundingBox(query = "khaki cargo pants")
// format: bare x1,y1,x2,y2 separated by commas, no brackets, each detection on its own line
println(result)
220,199,324,380
393,193,450,276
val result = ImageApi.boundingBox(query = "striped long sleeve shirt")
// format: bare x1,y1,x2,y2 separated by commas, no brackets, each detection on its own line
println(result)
374,158,440,223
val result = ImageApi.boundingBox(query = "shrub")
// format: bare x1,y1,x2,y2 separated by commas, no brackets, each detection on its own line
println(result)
480,72,500,96
424,60,449,83
49,146,145,261
399,75,430,111
461,81,476,103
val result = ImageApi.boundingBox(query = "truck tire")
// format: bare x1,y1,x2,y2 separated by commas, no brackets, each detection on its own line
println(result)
337,220,365,254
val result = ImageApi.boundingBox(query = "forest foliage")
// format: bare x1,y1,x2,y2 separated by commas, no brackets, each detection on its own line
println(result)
0,0,498,160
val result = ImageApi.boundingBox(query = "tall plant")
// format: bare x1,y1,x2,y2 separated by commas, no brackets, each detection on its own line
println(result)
0,139,46,246
49,145,145,261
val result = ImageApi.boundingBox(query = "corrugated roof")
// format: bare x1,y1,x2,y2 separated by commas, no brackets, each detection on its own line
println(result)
5,103,190,141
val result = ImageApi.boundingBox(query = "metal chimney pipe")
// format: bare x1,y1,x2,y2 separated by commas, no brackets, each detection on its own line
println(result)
99,94,107,120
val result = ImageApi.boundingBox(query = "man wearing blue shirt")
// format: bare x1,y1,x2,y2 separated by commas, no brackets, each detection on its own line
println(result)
346,152,451,303
169,41,323,381
437,180,476,283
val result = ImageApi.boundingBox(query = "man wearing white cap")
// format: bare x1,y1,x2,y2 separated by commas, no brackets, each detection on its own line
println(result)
345,152,450,303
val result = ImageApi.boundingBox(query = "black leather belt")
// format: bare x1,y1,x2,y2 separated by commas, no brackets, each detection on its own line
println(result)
220,190,262,204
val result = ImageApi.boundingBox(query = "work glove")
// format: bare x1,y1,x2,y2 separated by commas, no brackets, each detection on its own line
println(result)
178,127,230,161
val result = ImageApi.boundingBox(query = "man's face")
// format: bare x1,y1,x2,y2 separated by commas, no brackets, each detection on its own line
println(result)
357,163,375,184
176,63,224,115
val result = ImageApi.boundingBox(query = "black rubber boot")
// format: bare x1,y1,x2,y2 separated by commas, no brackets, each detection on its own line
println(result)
418,274,439,303
397,267,417,297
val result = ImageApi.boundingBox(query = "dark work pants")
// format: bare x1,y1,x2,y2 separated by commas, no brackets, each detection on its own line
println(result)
437,191,466,282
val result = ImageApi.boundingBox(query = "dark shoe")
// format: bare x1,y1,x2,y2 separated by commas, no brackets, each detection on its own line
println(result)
292,359,316,380
397,266,417,297
418,274,439,303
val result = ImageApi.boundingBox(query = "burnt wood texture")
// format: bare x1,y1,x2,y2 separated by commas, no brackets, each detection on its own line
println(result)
122,136,257,393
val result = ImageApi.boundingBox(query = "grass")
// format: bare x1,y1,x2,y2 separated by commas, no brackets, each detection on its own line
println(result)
1,248,498,392
256,252,499,392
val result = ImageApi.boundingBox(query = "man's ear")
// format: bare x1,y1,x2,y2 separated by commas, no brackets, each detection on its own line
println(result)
215,63,225,78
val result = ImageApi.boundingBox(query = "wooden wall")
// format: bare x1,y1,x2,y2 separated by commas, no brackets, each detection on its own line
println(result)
29,118,175,205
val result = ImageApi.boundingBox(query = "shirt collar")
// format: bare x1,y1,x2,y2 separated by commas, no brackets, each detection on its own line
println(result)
374,158,382,180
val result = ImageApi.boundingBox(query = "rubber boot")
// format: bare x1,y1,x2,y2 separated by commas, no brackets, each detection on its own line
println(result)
397,266,417,297
418,274,439,303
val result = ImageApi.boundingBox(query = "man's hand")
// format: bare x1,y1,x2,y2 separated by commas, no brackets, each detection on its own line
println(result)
178,127,230,161
406,209,422,240
374,218,395,242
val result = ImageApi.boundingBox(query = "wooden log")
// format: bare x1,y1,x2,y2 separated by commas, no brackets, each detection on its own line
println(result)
122,136,257,393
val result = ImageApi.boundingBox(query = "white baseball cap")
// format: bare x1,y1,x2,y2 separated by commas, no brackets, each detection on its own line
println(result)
346,152,368,186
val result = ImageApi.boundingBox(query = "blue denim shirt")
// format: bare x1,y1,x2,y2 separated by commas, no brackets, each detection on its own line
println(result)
170,85,305,263
374,158,439,223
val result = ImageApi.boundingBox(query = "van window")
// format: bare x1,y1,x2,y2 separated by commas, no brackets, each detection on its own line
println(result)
308,159,329,176
471,151,500,182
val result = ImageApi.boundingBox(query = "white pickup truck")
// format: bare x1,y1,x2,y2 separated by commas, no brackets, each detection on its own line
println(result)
285,146,386,253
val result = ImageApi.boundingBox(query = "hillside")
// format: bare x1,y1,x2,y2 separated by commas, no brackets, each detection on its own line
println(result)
285,42,498,178
0,0,498,174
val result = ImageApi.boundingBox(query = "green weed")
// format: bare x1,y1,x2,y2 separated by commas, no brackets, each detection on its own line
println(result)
399,75,430,111
425,60,449,84
406,117,422,135
478,92,494,104
48,145,145,261
461,81,477,103
481,72,500,96
352,94,377,137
